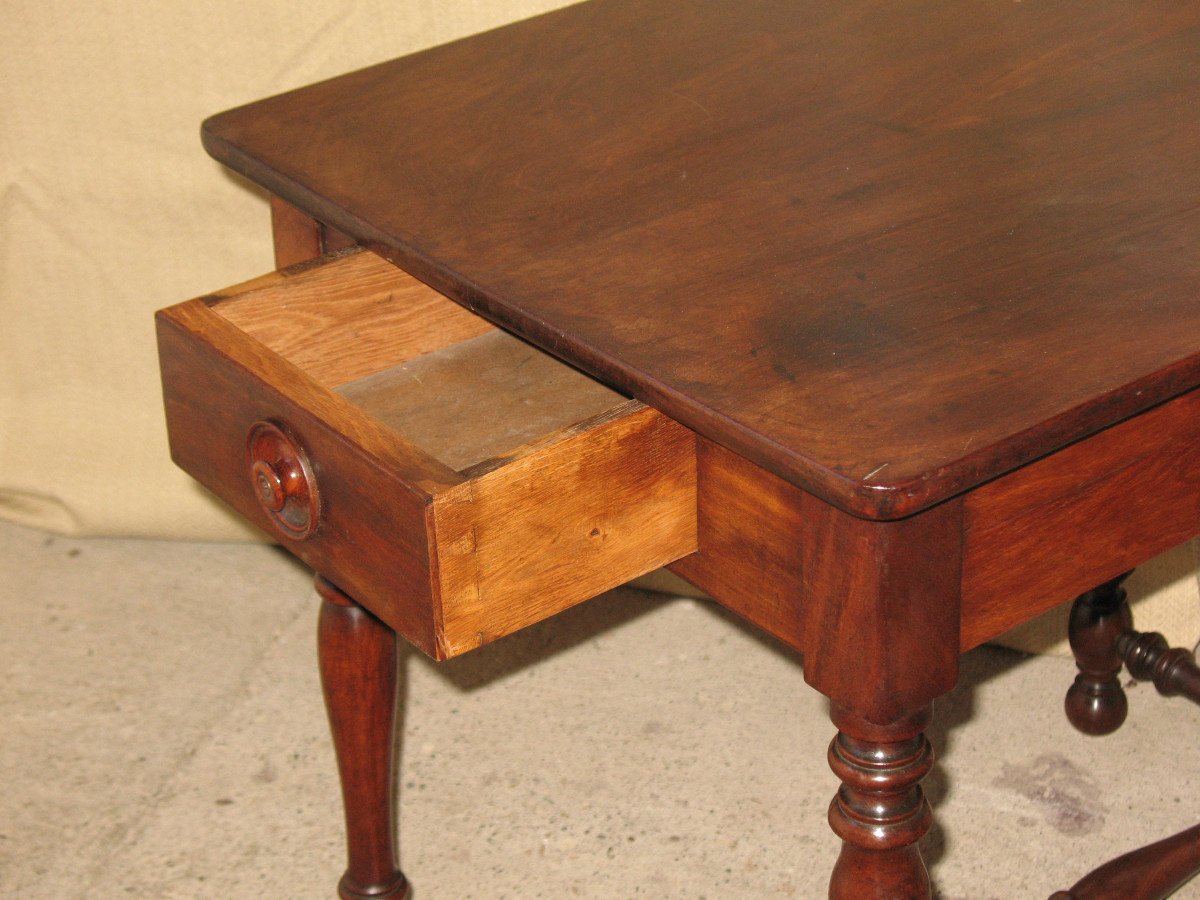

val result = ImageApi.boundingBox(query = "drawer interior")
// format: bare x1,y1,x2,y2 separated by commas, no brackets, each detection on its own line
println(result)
337,330,623,474
208,249,629,473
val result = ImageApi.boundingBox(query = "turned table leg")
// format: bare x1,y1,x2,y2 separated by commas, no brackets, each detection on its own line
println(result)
317,576,410,900
827,704,935,899
1064,573,1133,735
1055,573,1200,900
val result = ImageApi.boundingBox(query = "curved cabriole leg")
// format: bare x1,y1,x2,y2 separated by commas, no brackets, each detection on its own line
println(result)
317,576,410,900
1065,573,1133,736
827,705,934,899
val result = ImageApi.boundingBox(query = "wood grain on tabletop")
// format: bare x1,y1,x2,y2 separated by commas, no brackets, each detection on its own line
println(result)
202,0,1200,519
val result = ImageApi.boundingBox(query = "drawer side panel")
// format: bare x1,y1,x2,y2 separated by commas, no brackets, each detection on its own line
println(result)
432,404,698,656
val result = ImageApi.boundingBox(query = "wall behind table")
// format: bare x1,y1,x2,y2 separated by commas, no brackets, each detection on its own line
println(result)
0,0,568,540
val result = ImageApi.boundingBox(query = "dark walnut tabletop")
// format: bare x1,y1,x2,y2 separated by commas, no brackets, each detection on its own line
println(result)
202,0,1200,520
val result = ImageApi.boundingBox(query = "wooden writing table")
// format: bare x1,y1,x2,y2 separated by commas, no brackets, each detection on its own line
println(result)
157,1,1200,896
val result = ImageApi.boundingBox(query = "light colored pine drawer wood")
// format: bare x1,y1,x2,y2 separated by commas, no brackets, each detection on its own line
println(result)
157,248,697,658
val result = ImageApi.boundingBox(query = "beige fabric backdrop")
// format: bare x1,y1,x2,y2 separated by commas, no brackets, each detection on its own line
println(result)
0,0,567,539
2,1,1196,653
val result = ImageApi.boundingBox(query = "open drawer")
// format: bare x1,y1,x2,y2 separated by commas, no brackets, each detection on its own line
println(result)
156,248,697,658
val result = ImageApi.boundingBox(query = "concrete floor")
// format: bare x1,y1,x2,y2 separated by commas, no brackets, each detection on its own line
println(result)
2,517,1199,899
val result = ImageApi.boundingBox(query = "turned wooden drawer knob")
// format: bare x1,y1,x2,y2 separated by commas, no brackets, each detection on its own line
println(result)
247,421,319,539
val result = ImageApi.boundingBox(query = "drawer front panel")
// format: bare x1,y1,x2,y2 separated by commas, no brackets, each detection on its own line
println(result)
157,308,442,655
